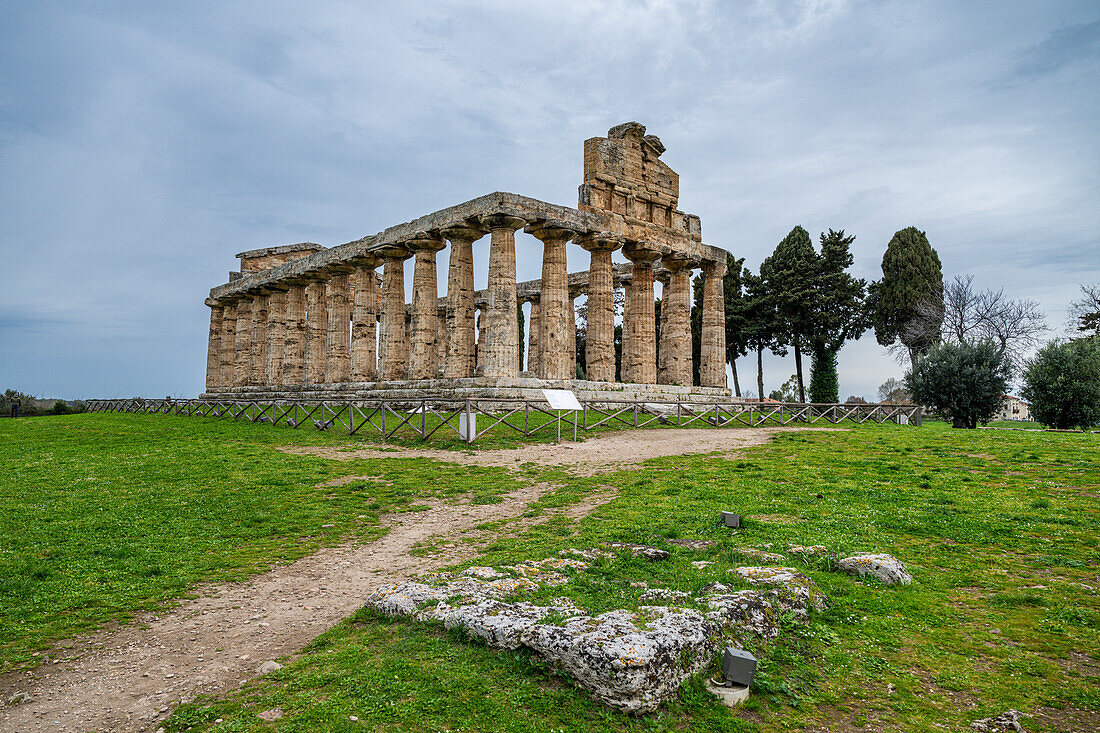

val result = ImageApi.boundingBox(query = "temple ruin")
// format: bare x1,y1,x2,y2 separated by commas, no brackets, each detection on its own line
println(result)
202,122,731,401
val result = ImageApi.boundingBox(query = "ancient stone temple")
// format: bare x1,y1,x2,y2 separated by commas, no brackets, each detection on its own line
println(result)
203,122,731,401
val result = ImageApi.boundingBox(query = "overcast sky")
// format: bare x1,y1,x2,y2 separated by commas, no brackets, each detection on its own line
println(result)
2,1,1097,400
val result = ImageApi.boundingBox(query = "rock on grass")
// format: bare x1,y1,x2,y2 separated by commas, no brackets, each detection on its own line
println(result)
837,554,912,586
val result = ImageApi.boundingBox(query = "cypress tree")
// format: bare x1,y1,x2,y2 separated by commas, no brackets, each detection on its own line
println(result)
873,227,944,370
760,226,817,402
806,229,870,403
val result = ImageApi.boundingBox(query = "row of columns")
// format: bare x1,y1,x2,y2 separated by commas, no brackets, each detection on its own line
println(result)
206,217,727,390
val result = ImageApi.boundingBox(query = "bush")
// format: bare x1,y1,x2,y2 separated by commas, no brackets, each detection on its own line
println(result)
905,341,1010,428
0,389,41,417
1021,338,1100,429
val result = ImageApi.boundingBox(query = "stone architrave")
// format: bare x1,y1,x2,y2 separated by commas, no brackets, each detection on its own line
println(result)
700,257,728,388
527,221,576,380
233,297,253,387
325,270,353,384
407,235,446,380
350,261,380,382
526,297,541,374
578,232,623,382
442,225,486,378
264,289,288,386
621,241,662,384
305,279,328,384
282,284,307,385
205,304,224,391
478,214,528,378
378,245,412,381
248,294,269,386
660,254,696,386
218,300,238,389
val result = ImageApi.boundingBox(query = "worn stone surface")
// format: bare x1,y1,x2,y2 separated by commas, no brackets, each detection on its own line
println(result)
660,255,694,386
605,542,670,560
282,285,307,385
579,234,622,382
621,241,661,385
248,294,269,386
325,273,351,383
701,590,781,639
733,567,829,616
263,290,287,386
480,215,526,378
205,305,224,391
736,548,787,563
218,302,237,389
667,539,718,551
443,226,483,378
788,545,828,556
970,709,1026,732
639,588,691,603
350,265,379,382
528,223,575,380
379,249,411,381
305,281,327,384
408,237,445,380
837,553,912,586
445,599,585,650
699,258,727,388
520,607,716,714
233,298,253,387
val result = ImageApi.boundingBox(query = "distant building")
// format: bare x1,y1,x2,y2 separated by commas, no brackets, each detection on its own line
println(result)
998,394,1032,421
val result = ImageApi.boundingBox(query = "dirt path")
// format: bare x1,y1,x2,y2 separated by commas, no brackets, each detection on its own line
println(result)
0,427,824,731
281,426,839,475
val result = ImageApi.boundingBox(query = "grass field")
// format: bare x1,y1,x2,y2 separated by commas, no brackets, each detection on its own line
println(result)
2,413,1098,732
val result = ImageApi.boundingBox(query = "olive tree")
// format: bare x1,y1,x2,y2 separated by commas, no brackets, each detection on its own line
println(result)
1021,338,1100,429
906,341,1010,428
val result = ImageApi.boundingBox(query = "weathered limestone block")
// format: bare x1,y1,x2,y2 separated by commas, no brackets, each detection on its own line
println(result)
527,222,576,380
520,607,716,714
378,246,411,381
205,305,223,391
282,284,307,385
325,271,352,383
408,235,446,380
218,301,237,388
837,554,912,586
578,233,623,382
248,294,269,386
233,297,252,387
970,710,1026,732
479,215,527,378
442,225,485,378
701,590,781,640
736,548,787,563
660,254,695,386
264,289,287,386
305,280,328,384
621,241,662,384
733,567,829,616
604,542,670,560
350,263,380,382
444,599,585,650
700,258,727,388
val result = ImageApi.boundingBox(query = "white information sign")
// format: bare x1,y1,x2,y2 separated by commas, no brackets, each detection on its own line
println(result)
542,389,582,411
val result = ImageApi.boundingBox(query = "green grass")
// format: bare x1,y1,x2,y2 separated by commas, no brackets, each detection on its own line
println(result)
3,414,1098,731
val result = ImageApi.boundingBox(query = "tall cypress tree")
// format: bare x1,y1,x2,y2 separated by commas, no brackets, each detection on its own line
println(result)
742,268,787,399
722,252,749,397
806,229,870,403
872,227,944,370
760,226,817,402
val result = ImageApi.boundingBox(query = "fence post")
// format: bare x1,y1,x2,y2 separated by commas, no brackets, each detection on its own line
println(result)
465,398,473,444
914,406,922,427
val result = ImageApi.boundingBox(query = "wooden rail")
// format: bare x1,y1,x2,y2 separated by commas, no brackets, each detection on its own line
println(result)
85,398,922,444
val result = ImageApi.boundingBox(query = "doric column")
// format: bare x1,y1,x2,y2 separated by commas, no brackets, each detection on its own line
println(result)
442,225,485,378
205,303,224,391
219,300,238,389
526,297,541,375
655,271,671,384
378,245,412,381
264,288,288,386
621,241,662,384
660,254,697,386
233,297,253,387
325,269,353,383
526,221,576,380
577,232,623,382
478,214,527,378
700,257,728,388
350,259,381,382
283,283,307,385
407,235,446,380
305,278,328,384
248,294,269,385
435,305,447,372
475,303,488,371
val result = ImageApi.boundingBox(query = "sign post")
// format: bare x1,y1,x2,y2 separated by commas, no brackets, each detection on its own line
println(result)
541,389,582,442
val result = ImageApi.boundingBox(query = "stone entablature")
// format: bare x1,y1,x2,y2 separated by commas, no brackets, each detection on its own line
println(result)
202,124,730,398
236,242,325,273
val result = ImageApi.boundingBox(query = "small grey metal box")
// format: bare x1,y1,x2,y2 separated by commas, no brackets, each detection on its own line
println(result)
721,511,740,528
721,648,757,687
